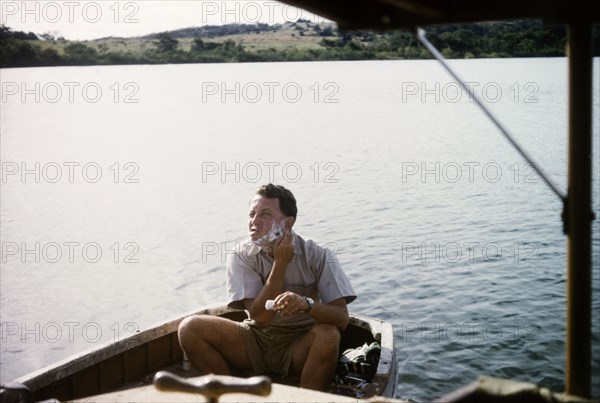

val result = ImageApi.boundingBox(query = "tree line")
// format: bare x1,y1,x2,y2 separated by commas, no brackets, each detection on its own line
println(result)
1,20,597,68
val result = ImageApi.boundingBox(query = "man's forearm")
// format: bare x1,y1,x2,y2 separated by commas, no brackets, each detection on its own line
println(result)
307,299,349,331
246,259,287,325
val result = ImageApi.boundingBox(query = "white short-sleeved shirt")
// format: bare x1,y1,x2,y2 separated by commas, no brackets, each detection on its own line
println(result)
226,232,356,327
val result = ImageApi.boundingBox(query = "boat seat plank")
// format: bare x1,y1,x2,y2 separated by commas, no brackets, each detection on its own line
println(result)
77,375,362,402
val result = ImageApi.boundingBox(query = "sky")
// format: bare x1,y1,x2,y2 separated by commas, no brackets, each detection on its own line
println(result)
0,0,329,40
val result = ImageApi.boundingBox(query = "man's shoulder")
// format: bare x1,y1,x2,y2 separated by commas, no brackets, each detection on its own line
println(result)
294,233,334,260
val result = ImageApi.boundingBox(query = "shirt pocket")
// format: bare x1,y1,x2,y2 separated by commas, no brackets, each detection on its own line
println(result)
285,282,317,299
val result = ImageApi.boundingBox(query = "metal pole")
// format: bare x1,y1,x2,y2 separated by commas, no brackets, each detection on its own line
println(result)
566,21,593,398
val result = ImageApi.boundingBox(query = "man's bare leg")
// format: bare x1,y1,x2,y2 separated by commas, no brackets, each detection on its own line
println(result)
178,315,252,375
291,323,340,391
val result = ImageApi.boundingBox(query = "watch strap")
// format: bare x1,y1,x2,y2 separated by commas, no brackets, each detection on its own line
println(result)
303,297,314,313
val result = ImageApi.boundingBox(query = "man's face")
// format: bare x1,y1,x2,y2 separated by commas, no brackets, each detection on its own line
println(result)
248,195,285,241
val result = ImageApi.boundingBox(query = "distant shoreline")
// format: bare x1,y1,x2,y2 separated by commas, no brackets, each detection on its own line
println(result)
2,20,596,68
1,55,575,71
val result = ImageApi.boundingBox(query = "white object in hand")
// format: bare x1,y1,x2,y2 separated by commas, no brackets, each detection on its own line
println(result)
265,300,276,310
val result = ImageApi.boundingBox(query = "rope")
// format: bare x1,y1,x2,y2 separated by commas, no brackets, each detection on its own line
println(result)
414,28,567,203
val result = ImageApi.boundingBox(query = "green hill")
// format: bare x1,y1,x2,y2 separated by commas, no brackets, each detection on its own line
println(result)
1,19,594,68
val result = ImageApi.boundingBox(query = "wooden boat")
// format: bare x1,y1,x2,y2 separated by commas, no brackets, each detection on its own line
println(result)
1,304,398,402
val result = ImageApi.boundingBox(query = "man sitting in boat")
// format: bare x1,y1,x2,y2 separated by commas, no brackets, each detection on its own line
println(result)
178,183,356,391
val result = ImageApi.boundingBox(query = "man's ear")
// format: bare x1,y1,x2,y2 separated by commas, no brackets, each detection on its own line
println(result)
285,216,295,229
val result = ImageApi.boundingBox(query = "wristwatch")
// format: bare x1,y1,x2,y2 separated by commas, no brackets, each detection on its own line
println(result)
303,297,314,313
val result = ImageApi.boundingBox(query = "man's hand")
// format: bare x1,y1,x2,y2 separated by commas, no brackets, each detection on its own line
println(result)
271,294,350,330
272,228,294,265
273,291,309,316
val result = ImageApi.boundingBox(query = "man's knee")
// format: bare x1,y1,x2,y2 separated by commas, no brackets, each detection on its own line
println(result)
179,315,245,347
310,323,341,353
178,314,213,346
178,315,197,346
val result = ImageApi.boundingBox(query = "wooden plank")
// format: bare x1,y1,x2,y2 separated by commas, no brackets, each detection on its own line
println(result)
171,333,184,362
73,365,100,398
124,345,147,383
148,336,175,373
98,354,125,392
36,377,71,402
78,375,366,403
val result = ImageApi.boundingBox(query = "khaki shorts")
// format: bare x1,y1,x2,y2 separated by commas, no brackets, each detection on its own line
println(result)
240,319,313,378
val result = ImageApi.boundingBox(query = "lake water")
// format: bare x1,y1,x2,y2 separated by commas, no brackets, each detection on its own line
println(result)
1,58,599,401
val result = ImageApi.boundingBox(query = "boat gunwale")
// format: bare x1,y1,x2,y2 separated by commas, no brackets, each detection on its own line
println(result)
11,304,234,392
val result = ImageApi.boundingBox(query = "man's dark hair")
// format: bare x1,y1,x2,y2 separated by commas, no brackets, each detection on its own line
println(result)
257,184,297,219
